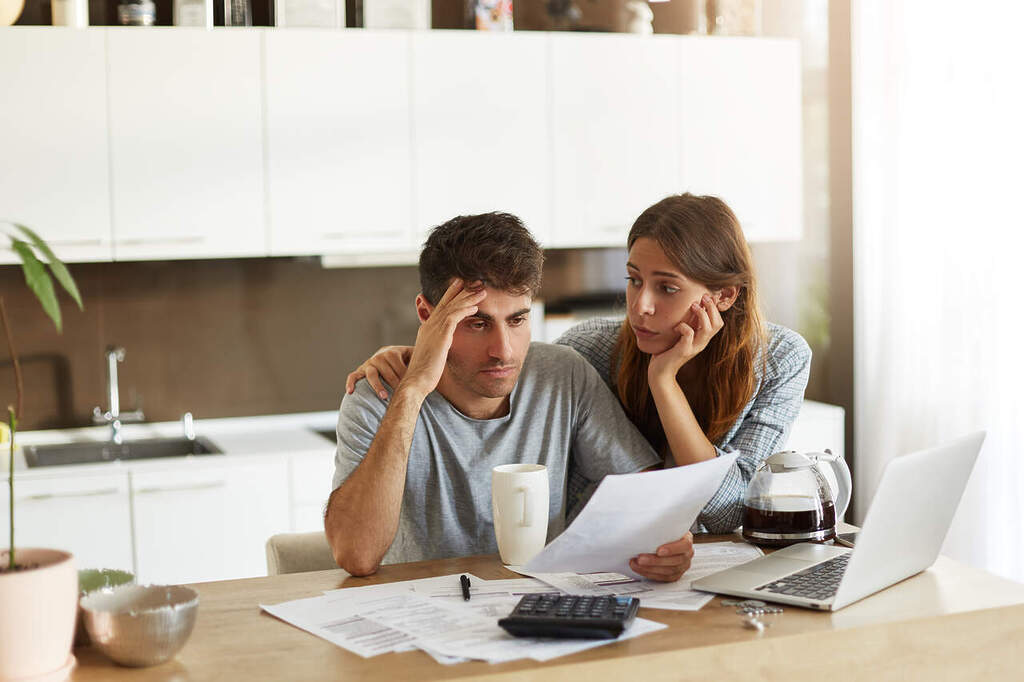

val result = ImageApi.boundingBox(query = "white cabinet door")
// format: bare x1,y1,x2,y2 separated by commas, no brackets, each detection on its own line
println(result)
412,31,550,245
0,472,133,573
265,30,413,257
0,28,112,263
106,28,266,261
679,38,802,242
288,450,335,532
131,457,288,584
550,34,681,249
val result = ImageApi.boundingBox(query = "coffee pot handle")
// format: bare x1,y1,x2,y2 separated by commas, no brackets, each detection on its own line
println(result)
823,450,853,519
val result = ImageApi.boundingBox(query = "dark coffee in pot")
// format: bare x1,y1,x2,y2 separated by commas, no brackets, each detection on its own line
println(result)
741,497,836,547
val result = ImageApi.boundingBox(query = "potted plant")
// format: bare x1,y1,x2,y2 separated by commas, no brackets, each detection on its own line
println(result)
1,222,84,680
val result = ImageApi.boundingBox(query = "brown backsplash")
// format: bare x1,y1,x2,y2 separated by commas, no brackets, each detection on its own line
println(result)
2,245,824,432
0,257,425,431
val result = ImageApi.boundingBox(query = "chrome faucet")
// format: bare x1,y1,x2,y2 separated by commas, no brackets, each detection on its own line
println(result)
93,346,145,444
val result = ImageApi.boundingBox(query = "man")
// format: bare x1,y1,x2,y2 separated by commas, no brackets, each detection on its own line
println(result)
325,212,694,580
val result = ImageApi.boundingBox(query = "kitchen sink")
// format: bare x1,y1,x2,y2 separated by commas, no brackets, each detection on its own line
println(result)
312,429,336,444
22,436,223,468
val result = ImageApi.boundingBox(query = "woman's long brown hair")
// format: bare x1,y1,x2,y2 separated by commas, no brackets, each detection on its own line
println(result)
613,194,765,452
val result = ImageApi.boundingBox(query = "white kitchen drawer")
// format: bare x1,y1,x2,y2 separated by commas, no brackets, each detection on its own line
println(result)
130,456,289,584
0,471,133,573
289,450,336,531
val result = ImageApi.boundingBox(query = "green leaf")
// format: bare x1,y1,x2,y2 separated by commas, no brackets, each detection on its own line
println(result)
13,223,83,310
11,239,62,333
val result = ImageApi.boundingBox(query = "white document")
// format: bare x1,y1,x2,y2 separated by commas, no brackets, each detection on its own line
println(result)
509,568,655,597
266,569,672,664
353,592,667,664
516,542,762,611
321,573,483,600
260,596,415,658
525,453,738,578
264,575,475,659
639,541,764,611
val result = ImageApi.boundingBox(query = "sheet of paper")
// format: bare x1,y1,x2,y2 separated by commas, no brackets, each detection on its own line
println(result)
524,453,738,578
260,596,415,658
508,568,655,597
526,617,668,662
514,542,763,611
321,573,484,600
264,577,478,659
347,591,667,665
635,541,765,611
266,572,671,664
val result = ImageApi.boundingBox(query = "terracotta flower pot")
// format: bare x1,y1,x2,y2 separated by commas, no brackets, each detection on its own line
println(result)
0,548,78,680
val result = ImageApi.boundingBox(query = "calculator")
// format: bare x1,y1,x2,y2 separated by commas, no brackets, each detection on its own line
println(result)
497,594,640,639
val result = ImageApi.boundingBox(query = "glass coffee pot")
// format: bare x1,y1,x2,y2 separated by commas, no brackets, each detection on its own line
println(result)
741,450,852,547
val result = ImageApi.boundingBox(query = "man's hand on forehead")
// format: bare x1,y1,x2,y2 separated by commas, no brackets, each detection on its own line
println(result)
400,279,487,398
451,277,487,293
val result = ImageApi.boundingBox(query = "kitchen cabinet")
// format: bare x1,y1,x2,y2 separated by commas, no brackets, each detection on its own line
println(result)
0,471,133,573
264,30,413,257
289,450,336,532
106,28,266,261
678,38,803,241
411,32,551,245
0,28,113,264
130,456,288,584
549,34,681,248
0,28,803,262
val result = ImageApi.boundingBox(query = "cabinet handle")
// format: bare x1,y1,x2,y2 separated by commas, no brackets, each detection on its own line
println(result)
47,239,105,247
19,487,120,502
135,481,226,495
117,236,206,246
320,231,403,240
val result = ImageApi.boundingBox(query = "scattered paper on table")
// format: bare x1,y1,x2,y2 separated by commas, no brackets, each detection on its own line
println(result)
524,453,739,578
263,572,667,664
508,568,654,598
638,541,764,611
260,595,414,658
515,541,763,611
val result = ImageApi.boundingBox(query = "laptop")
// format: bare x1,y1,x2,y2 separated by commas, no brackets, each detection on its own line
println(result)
692,431,985,611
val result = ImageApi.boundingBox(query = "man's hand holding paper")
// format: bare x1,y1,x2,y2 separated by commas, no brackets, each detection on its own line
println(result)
524,452,738,580
630,531,695,582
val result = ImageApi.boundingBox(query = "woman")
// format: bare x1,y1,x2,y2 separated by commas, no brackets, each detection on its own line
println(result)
556,194,811,532
346,193,811,533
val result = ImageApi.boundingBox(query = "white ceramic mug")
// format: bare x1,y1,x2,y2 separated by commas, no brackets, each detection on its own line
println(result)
491,463,549,566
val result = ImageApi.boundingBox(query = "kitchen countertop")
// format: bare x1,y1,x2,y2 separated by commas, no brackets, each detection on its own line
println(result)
5,399,843,480
3,410,339,480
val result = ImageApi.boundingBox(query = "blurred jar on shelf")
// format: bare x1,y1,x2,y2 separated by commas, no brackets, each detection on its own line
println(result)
175,0,214,26
707,0,761,36
52,0,88,27
118,0,156,25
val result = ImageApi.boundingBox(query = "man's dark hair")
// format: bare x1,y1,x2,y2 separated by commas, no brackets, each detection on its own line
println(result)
419,212,544,305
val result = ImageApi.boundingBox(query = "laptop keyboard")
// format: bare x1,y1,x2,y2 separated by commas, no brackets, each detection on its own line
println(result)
755,553,851,600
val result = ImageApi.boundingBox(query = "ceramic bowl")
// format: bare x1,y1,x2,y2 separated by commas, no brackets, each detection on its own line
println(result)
80,584,199,667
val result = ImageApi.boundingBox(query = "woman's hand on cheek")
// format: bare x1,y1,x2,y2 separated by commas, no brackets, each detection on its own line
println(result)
647,294,725,384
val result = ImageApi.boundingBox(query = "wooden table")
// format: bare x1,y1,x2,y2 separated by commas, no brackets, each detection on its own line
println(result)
71,535,1024,681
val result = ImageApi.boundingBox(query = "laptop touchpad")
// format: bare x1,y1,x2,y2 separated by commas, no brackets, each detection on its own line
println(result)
735,556,816,577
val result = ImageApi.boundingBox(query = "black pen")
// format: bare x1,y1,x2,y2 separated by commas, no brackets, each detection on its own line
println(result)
460,574,471,601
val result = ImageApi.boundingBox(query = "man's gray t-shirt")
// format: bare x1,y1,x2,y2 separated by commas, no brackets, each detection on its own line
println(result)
332,342,661,565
